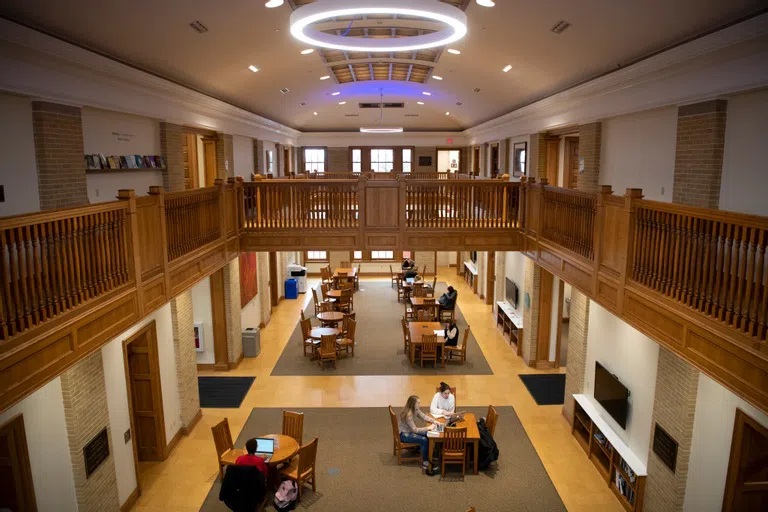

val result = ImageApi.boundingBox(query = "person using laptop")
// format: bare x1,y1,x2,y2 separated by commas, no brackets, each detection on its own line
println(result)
235,438,269,478
430,382,456,417
398,395,439,476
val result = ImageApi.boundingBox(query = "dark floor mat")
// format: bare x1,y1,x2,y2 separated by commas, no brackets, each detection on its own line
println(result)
198,376,255,408
519,373,566,405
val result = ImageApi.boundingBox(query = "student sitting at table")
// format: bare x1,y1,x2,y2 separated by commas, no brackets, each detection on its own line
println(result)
438,286,458,310
437,322,459,360
402,257,416,270
430,382,456,417
399,395,438,475
235,438,269,478
404,268,418,279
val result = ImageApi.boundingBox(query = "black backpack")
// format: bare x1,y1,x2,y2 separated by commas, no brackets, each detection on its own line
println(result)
476,418,499,470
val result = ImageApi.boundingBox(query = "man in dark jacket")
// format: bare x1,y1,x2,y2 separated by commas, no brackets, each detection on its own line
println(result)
439,286,458,310
219,464,266,512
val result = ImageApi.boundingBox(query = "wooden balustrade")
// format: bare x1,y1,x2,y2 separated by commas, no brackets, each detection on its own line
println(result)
0,202,131,342
631,201,768,342
305,172,371,180
165,186,221,261
405,181,520,229
541,187,597,260
243,180,360,230
402,172,454,180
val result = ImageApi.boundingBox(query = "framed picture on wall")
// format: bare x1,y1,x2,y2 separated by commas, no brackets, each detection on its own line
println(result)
418,156,432,167
194,322,204,352
513,142,527,177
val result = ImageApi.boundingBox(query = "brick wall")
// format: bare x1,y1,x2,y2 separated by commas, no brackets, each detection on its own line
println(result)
328,147,350,173
258,251,271,326
562,289,591,423
414,252,436,275
521,258,541,364
644,347,700,512
31,101,88,210
60,351,120,511
170,290,200,430
415,147,437,172
160,122,185,192
672,100,727,208
216,132,234,179
577,122,602,193
223,260,243,365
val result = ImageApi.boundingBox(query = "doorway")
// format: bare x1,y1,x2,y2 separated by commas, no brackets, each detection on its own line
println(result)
437,149,461,174
472,146,480,176
202,137,218,187
123,321,167,473
269,252,279,308
545,137,560,186
0,414,37,512
486,252,495,305
182,130,218,189
723,409,768,511
490,143,500,177
564,137,579,189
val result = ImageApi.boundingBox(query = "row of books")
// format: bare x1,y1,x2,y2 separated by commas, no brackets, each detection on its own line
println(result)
615,472,636,504
594,432,612,451
85,154,166,170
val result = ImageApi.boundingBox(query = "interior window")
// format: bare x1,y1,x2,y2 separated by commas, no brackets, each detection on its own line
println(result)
371,149,394,173
306,250,327,260
352,149,362,173
403,149,412,173
304,148,325,173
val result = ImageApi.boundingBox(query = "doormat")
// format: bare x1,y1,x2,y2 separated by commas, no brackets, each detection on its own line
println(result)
519,373,566,406
198,376,255,408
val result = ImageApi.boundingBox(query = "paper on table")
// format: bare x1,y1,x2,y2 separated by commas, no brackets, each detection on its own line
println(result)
427,431,440,437
433,330,444,336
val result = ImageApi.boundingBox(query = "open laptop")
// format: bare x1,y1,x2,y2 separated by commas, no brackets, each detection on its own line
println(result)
445,412,466,425
253,437,275,462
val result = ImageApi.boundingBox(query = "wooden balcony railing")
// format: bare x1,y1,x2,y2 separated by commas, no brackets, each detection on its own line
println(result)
541,187,597,260
166,186,221,261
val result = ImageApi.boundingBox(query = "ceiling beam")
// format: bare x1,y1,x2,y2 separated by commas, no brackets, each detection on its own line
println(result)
405,64,414,82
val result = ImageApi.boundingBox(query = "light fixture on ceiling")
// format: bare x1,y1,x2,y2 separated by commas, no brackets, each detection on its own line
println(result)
265,0,284,8
331,92,341,96
360,89,402,134
445,112,450,116
290,0,467,52
447,48,461,55
248,65,260,72
432,75,443,80
476,0,495,6
503,64,512,72
313,112,318,115
422,92,431,96
360,127,404,133
417,101,425,105
301,48,315,55
339,101,347,105
320,75,331,80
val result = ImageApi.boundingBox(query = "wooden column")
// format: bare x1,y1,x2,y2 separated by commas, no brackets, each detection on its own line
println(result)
210,267,229,371
118,189,145,317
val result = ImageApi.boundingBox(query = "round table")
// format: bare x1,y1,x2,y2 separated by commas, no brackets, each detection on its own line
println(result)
310,327,341,339
326,289,342,299
317,311,344,327
257,434,299,488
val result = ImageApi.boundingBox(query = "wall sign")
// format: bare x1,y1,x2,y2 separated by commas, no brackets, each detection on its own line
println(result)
83,427,110,478
112,131,135,142
418,156,432,167
652,423,678,473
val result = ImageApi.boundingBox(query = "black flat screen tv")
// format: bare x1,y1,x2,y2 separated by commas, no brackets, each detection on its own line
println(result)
506,278,518,309
594,361,629,429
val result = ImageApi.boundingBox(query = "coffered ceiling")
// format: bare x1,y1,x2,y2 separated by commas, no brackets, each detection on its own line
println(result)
0,0,764,132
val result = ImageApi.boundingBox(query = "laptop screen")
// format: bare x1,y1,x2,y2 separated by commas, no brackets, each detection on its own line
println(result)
254,437,275,454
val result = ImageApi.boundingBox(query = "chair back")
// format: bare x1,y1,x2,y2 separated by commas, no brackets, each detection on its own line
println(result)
211,418,233,457
432,276,437,290
388,406,400,441
297,437,319,476
318,302,334,314
401,318,410,342
342,312,356,333
417,309,432,322
300,318,312,340
443,426,467,454
340,288,353,304
320,334,337,355
312,288,321,307
390,265,394,278
413,283,426,297
282,410,304,445
435,386,457,406
340,261,350,268
300,310,306,321
320,267,329,281
421,334,438,355
320,283,330,298
345,318,357,340
486,405,498,437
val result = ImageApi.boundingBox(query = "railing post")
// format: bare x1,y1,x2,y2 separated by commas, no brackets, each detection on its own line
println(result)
618,188,644,315
536,178,548,253
593,185,613,294
148,186,172,301
117,189,145,317
518,176,527,231
358,175,367,247
502,174,510,228
398,175,407,250
253,174,263,228
215,178,227,259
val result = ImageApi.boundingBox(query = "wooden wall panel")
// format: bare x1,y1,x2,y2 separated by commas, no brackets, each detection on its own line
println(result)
365,187,399,228
598,201,626,279
136,196,165,279
623,290,685,348
142,275,168,314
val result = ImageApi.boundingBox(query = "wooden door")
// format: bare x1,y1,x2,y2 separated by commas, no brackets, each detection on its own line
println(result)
125,322,166,462
490,145,499,177
284,147,291,176
202,137,218,187
486,252,495,305
545,138,560,186
565,137,579,189
473,147,480,176
723,409,768,511
210,268,230,371
269,252,279,307
183,132,199,190
0,415,37,512
536,269,554,365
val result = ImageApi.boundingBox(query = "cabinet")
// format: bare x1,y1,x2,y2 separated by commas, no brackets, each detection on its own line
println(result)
463,261,478,294
496,301,523,355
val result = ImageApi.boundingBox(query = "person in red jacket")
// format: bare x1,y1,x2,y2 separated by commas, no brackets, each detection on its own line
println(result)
235,438,268,478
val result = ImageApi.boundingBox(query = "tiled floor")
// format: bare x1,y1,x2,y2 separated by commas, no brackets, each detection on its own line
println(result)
133,267,622,511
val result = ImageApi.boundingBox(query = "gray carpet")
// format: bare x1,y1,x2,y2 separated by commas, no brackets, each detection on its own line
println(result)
200,407,566,512
270,282,493,376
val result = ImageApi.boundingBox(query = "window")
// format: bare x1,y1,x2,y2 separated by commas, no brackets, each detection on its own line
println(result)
352,149,362,174
402,251,411,259
353,250,399,261
353,250,363,260
371,149,394,173
372,250,394,260
402,149,412,173
267,150,274,173
306,250,328,261
304,148,325,173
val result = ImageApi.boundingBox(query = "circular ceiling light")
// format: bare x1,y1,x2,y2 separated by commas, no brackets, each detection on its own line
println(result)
360,127,404,133
301,48,315,55
265,0,284,8
313,112,318,115
290,0,467,53
476,0,495,6
445,112,450,116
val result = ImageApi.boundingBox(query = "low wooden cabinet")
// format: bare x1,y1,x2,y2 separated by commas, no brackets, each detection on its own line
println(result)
496,301,523,355
572,395,646,512
463,261,478,294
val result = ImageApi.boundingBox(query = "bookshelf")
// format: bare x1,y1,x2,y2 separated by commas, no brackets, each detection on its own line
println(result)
571,394,647,512
86,168,166,174
496,301,523,354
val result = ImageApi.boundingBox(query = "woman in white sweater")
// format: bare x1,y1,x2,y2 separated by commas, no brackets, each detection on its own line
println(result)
430,382,456,417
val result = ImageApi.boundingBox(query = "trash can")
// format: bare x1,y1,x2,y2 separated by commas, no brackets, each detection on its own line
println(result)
242,327,260,357
284,278,298,299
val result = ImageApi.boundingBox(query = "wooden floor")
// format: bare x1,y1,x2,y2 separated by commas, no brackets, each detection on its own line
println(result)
133,267,622,512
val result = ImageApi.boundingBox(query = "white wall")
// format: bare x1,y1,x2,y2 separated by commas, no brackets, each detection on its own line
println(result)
241,293,262,331
584,301,659,462
82,107,163,203
263,141,277,175
196,135,206,188
720,88,768,216
600,106,677,202
192,276,215,365
0,93,39,216
0,378,78,512
233,134,254,181
503,251,526,315
684,373,768,511
437,150,460,173
437,251,456,267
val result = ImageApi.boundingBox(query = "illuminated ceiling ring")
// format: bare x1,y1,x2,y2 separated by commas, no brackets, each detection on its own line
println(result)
360,127,404,133
290,0,467,53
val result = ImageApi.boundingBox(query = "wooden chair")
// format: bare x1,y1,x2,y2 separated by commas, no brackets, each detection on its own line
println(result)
320,267,332,287
317,302,335,325
339,282,355,309
337,318,356,357
341,312,356,337
441,426,468,477
301,318,315,357
390,265,399,289
318,334,337,369
445,327,469,365
300,310,307,322
426,276,438,297
412,283,426,297
320,284,336,306
401,317,411,353
439,306,455,323
311,288,323,316
435,386,457,408
417,309,433,322
279,437,318,502
404,297,416,321
282,410,304,446
420,334,438,368
211,418,234,480
486,405,498,437
389,406,422,465
354,264,361,290
397,279,406,303
340,260,350,268
337,288,353,314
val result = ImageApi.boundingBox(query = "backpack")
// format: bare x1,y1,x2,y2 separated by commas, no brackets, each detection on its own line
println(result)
476,418,499,470
273,480,299,511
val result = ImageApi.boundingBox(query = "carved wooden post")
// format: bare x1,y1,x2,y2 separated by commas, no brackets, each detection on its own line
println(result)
358,175,367,248
618,188,644,315
117,189,145,317
502,174,510,227
215,178,227,259
253,174,263,228
518,176,527,232
398,175,408,251
148,186,172,301
593,185,613,295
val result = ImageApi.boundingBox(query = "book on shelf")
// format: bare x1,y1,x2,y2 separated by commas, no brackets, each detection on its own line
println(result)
99,154,108,168
134,155,143,168
107,156,119,169
119,156,129,168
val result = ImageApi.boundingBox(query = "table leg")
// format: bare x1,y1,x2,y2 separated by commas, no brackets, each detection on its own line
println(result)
442,345,446,367
410,342,415,367
428,438,434,471
474,440,479,474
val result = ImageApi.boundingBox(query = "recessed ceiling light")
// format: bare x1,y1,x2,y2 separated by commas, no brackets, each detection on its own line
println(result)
320,75,330,80
503,64,512,73
331,92,341,96
445,112,450,116
422,92,431,96
300,102,307,106
265,0,284,8
301,48,315,55
313,112,318,115
248,65,259,72
339,101,347,105
417,101,425,105
476,0,495,6
433,75,443,80
447,48,461,55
